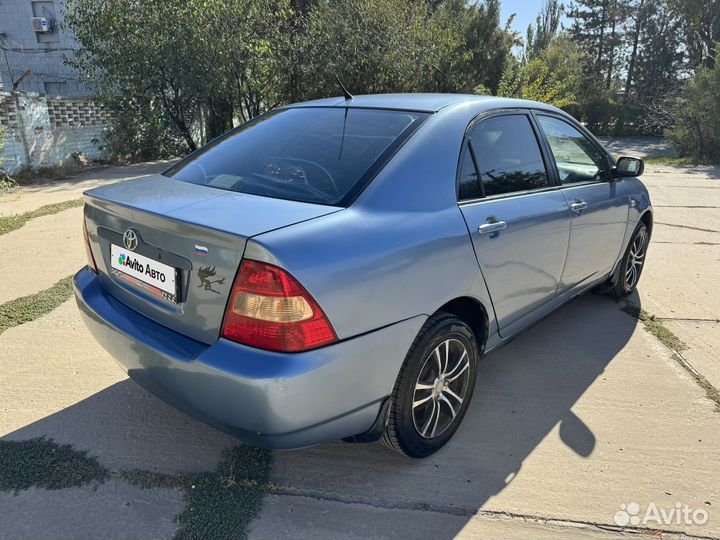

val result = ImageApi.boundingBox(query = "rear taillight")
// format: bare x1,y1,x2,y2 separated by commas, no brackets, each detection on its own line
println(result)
222,260,337,352
83,216,98,273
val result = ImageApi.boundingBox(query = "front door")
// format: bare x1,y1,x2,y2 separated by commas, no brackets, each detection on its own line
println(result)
458,112,571,334
534,114,629,291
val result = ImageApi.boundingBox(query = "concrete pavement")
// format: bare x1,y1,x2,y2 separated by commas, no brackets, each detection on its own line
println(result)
1,157,719,539
638,165,720,391
597,136,675,160
0,161,175,217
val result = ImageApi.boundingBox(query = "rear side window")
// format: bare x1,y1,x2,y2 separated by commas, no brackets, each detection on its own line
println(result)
469,115,549,197
166,107,428,206
458,144,482,200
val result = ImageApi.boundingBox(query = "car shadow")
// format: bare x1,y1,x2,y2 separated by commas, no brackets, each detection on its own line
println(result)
3,292,640,538
256,292,640,536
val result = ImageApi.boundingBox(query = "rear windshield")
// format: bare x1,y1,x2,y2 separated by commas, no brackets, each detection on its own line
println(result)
166,107,428,206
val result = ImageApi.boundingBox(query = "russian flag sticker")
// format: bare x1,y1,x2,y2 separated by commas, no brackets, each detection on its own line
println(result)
194,244,209,256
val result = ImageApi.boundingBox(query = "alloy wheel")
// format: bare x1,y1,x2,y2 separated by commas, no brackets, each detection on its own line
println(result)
412,338,471,439
625,227,648,290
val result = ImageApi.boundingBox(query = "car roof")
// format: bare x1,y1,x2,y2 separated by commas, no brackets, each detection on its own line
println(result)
285,93,562,114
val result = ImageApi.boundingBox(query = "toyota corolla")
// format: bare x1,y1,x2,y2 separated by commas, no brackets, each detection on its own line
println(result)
74,94,652,458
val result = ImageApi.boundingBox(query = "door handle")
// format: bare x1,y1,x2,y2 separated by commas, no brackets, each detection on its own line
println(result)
570,200,589,213
478,220,508,235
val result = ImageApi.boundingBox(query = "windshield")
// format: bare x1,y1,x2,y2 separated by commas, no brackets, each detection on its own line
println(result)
166,107,428,206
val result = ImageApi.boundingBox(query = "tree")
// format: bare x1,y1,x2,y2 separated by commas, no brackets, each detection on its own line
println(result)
614,0,685,133
498,37,586,108
665,48,720,161
300,0,461,98
433,0,520,93
64,0,296,150
671,0,720,69
567,0,627,87
525,0,564,61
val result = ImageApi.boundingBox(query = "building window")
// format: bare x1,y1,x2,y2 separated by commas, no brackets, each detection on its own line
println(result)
44,81,67,95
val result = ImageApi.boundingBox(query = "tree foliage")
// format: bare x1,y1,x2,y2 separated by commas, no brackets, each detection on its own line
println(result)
524,0,564,61
61,0,720,162
499,38,585,108
63,0,517,158
666,48,720,162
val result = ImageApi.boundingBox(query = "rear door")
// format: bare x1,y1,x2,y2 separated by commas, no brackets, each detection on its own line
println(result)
533,114,629,291
458,111,571,335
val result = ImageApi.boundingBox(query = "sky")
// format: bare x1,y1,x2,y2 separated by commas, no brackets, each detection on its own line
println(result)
500,0,569,38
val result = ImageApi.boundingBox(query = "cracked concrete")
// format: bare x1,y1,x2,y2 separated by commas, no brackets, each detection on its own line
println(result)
638,163,720,391
0,479,184,540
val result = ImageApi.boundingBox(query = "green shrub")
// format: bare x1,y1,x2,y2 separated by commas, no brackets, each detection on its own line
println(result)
666,49,720,163
104,96,189,163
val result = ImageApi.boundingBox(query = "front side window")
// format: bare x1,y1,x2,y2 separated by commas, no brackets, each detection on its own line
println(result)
167,107,427,206
536,115,608,184
470,115,549,197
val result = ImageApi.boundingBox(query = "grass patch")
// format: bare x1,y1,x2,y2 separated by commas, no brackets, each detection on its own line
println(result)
0,275,74,335
123,445,274,540
0,437,109,494
0,198,83,236
2,439,273,538
621,302,720,411
643,156,718,166
620,304,687,352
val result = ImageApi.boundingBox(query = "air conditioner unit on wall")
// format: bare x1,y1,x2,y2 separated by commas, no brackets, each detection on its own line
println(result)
31,17,53,33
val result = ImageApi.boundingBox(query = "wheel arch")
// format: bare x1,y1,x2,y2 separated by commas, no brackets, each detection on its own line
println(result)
435,296,489,354
639,209,653,237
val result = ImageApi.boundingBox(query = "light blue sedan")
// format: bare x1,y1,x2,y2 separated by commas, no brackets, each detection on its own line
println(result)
74,94,652,458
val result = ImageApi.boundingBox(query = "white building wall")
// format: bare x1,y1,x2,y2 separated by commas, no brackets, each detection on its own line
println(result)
0,0,88,96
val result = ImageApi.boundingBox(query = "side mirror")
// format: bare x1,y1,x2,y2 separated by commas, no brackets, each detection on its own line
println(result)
613,156,644,178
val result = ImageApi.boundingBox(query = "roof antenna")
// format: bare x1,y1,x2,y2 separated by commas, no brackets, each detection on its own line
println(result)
335,74,353,101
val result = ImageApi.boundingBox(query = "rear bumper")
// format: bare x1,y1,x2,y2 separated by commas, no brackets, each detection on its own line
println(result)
73,267,425,449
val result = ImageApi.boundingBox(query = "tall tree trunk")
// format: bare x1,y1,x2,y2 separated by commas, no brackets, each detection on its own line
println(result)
596,0,608,78
615,0,644,135
606,1,616,90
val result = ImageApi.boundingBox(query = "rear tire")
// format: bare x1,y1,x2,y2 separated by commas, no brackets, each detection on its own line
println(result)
382,312,478,458
612,222,649,298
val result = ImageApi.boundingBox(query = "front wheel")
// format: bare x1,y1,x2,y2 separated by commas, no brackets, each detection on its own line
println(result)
613,222,649,297
382,313,478,458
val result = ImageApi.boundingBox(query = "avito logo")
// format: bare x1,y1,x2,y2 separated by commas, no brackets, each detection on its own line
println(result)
118,253,145,273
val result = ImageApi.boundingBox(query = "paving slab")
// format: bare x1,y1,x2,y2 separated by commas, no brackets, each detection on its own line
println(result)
249,494,674,540
0,160,175,217
0,479,183,540
652,206,720,233
639,242,720,320
0,207,84,304
641,165,720,208
663,320,720,391
636,164,720,399
262,295,720,538
0,300,236,475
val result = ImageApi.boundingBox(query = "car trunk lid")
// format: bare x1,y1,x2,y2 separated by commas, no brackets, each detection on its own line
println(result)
84,175,340,344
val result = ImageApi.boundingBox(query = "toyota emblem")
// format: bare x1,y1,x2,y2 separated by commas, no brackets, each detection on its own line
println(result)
123,228,139,251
